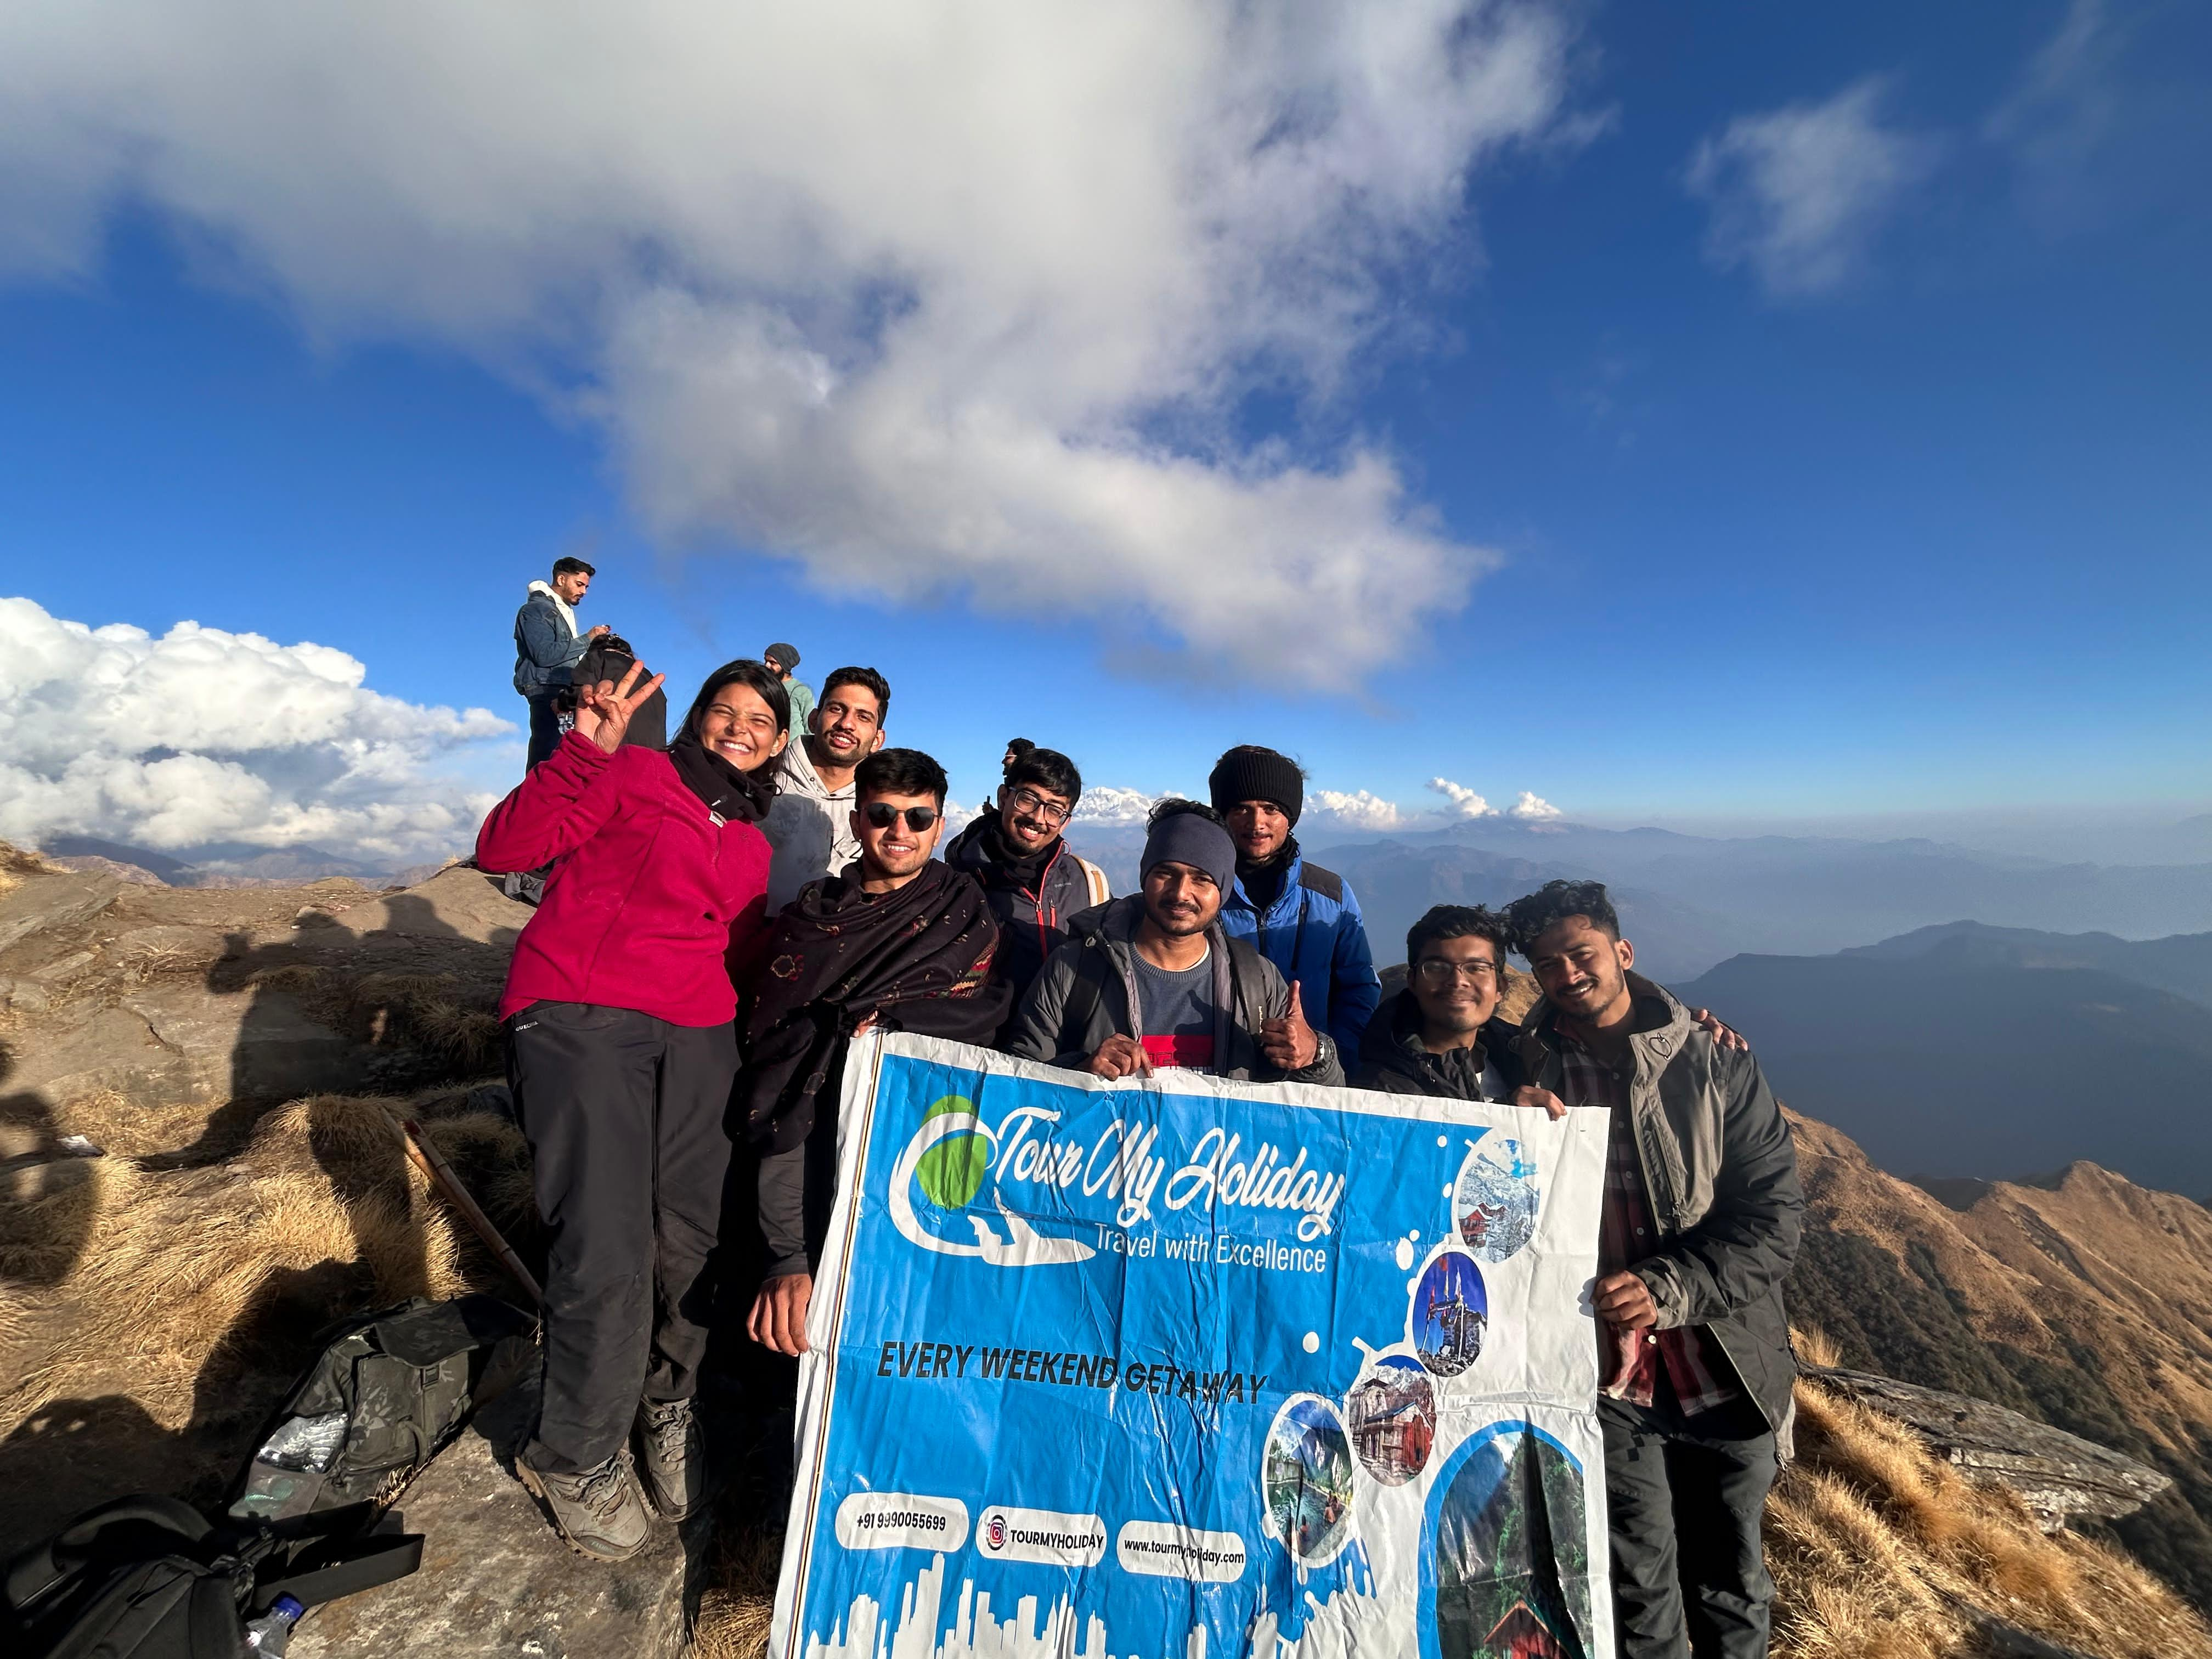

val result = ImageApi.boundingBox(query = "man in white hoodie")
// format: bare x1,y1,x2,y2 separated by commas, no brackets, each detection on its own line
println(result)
513,557,609,771
760,665,889,911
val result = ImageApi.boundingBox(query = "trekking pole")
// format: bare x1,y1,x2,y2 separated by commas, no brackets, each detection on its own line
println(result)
394,1115,544,1308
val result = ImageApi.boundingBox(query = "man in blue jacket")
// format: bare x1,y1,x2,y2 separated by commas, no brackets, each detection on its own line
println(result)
1209,744,1381,1058
513,556,607,771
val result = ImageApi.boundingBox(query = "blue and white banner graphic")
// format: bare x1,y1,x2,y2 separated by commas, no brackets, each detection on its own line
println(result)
770,1033,1613,1659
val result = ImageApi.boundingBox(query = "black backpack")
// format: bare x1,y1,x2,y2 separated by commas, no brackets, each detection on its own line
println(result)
4,1495,422,1659
232,1294,535,1522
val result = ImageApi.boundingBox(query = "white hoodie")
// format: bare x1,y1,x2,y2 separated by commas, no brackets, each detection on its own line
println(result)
527,578,579,641
760,737,861,912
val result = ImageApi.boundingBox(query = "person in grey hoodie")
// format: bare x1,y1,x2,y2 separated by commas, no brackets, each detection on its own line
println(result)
1005,799,1342,1086
513,556,608,771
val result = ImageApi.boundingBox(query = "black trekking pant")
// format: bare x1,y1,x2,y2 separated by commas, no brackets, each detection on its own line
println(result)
524,694,564,771
1600,1388,1778,1659
507,1002,738,1474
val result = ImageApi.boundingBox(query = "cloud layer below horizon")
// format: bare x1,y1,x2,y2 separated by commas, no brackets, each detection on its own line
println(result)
0,0,1592,683
1,597,509,862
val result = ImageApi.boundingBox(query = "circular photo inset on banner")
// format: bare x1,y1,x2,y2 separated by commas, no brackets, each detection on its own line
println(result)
1259,1395,1357,1565
1429,1424,1594,1659
1411,1249,1488,1377
1453,1133,1540,1263
1346,1355,1436,1486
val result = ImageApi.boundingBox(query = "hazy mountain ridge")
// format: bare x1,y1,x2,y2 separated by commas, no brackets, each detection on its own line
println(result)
1787,1112,2212,1612
1678,948,2212,1198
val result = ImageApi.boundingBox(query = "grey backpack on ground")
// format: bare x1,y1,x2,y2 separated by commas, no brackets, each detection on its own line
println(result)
232,1294,537,1522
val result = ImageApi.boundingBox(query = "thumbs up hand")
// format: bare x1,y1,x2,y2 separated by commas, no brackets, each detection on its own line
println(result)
1260,980,1320,1072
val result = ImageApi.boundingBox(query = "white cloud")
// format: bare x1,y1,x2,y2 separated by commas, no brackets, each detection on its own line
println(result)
0,596,511,864
0,1,1589,682
1427,777,1498,819
1312,789,1403,831
1509,790,1562,820
1684,77,1938,298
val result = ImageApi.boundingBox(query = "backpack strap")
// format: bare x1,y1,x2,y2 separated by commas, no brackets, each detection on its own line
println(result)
1296,862,1344,904
256,1533,424,1612
6,1496,212,1612
1080,858,1110,906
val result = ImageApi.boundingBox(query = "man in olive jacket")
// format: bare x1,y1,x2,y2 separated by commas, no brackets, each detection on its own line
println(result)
1005,800,1343,1087
1504,879,1802,1659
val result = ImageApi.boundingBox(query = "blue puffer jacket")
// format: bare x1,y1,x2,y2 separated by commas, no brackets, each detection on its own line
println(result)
1217,845,1381,1058
512,584,589,696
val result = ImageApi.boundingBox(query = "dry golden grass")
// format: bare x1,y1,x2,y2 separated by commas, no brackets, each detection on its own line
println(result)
692,1525,784,1659
0,1093,528,1442
1774,1339,2212,1659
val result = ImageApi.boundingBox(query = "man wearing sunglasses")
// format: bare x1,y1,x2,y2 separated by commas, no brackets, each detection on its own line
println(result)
1005,799,1343,1086
739,747,1011,1357
943,744,1113,1026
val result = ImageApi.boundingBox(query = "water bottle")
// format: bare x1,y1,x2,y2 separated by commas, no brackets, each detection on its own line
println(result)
244,1594,306,1655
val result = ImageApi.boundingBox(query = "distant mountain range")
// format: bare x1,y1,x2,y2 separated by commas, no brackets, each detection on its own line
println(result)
1074,817,2212,981
1679,921,2212,1198
37,836,444,889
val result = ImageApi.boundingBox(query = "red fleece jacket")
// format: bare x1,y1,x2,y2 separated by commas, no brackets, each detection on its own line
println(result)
478,731,773,1026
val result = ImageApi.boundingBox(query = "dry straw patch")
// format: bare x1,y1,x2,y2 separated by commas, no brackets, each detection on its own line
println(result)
0,1093,529,1443
1775,1334,2212,1659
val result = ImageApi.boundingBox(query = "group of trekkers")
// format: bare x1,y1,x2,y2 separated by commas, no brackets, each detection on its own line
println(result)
500,560,1802,1659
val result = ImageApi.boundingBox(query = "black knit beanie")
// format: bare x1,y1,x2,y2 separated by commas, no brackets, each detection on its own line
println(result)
1208,748,1304,826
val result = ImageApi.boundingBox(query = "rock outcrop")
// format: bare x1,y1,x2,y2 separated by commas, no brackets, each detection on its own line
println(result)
294,1373,698,1659
1804,1365,2173,1530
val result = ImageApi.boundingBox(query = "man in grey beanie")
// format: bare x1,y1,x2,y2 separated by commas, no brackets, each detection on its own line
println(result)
1003,799,1344,1085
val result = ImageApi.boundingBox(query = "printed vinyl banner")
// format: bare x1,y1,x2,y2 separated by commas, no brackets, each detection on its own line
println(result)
771,1033,1614,1659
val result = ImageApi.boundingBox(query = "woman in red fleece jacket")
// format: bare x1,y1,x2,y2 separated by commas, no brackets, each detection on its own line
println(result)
476,656,784,1561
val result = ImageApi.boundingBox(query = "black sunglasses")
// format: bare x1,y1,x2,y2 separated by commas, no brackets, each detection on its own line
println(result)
863,802,940,832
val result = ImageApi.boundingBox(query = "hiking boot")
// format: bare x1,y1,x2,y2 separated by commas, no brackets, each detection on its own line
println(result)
634,1396,709,1521
516,1448,652,1561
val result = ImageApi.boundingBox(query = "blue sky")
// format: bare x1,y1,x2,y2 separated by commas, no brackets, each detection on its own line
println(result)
3,1,2207,861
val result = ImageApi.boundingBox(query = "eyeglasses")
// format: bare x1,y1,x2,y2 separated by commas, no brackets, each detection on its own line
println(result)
1413,958,1502,988
863,803,940,832
1008,787,1070,827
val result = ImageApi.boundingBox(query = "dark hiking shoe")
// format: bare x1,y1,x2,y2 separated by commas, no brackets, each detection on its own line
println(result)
516,1448,651,1561
634,1396,708,1521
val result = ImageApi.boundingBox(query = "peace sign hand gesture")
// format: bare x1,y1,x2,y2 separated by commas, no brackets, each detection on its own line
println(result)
574,660,666,755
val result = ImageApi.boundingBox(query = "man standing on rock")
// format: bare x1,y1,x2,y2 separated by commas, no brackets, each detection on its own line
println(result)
764,642,814,740
759,666,889,912
512,556,608,772
1207,745,1381,1060
741,748,1010,1356
1505,878,1802,1659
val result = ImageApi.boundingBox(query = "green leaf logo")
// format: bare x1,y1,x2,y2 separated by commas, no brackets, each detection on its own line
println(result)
915,1096,988,1210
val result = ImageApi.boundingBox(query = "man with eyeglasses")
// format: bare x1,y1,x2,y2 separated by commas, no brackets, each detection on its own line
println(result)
943,744,1113,1026
1357,904,1745,1105
1355,905,1533,1101
760,664,890,913
739,748,1011,1357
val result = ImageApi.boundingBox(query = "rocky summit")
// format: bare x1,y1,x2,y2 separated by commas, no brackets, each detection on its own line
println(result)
3,842,2211,1657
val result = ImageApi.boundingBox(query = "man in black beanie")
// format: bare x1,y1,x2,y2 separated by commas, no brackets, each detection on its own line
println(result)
1004,799,1343,1085
1208,745,1381,1062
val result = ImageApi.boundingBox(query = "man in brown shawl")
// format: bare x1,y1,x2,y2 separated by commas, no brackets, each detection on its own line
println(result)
740,746,1008,1355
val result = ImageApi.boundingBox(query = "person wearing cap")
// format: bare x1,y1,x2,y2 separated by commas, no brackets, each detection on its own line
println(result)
764,643,815,740
1004,799,1344,1085
1207,744,1381,1060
